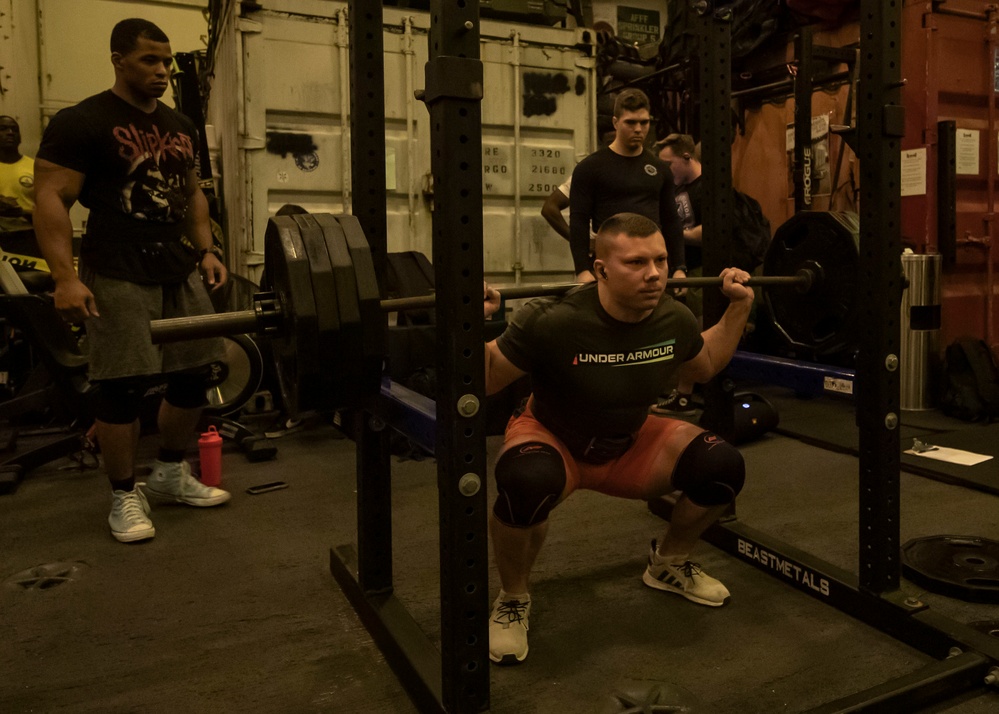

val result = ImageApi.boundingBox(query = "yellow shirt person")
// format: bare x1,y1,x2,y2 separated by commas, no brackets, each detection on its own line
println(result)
0,116,34,217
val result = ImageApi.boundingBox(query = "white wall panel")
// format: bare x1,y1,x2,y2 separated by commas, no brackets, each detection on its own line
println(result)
38,0,208,118
208,0,596,282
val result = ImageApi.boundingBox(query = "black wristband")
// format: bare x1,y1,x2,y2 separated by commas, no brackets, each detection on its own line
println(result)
199,247,222,260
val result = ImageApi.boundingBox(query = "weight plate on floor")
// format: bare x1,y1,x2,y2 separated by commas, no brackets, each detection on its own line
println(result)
901,534,999,603
764,211,860,356
263,216,322,416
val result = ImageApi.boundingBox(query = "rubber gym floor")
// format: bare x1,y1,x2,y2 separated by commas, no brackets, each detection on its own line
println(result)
1,393,998,714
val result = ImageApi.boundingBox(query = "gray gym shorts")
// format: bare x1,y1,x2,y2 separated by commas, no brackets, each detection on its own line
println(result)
80,265,225,381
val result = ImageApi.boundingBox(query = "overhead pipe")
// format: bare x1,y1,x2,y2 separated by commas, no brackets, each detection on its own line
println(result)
984,6,997,348
955,6,998,348
932,0,990,21
511,30,523,285
403,15,418,251
336,7,351,213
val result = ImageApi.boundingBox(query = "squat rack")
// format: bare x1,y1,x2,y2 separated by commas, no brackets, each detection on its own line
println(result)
653,1,999,710
328,2,999,714
329,2,490,713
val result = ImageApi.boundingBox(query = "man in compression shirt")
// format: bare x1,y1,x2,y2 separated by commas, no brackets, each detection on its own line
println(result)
567,89,686,285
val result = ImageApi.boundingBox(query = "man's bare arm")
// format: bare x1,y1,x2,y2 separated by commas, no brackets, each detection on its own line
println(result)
679,268,753,384
683,224,703,245
485,340,528,396
541,189,570,241
34,159,83,284
482,283,527,394
33,159,98,321
184,168,227,290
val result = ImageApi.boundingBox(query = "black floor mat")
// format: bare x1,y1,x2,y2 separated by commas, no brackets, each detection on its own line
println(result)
741,385,999,496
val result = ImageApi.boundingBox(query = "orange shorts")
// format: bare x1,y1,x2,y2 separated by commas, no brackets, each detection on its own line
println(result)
500,400,697,502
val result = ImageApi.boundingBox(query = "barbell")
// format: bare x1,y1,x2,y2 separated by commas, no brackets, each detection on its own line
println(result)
149,211,856,416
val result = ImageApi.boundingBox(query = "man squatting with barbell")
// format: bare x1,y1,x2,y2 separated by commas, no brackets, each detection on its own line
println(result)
482,212,753,665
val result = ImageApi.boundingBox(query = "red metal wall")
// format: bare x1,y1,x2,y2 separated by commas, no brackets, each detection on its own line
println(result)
901,0,999,351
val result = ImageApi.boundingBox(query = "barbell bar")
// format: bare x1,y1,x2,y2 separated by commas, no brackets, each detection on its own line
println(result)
151,270,817,344
146,211,850,416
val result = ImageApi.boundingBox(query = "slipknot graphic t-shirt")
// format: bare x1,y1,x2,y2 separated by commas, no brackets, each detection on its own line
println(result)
496,283,703,442
38,90,200,283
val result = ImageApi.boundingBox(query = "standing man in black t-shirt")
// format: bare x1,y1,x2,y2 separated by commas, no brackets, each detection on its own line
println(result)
482,213,753,665
34,19,230,543
568,89,686,285
652,133,704,416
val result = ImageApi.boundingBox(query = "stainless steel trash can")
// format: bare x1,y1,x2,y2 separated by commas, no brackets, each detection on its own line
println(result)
900,252,942,411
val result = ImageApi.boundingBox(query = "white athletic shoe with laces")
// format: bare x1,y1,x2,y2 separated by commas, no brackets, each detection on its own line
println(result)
108,488,155,542
144,460,231,507
488,592,531,665
642,539,730,606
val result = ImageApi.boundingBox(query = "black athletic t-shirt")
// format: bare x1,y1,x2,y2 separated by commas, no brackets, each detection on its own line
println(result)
37,90,199,283
496,283,703,442
674,175,703,270
568,148,685,276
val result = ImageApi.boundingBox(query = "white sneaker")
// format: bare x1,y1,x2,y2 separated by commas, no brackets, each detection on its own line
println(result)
488,592,531,665
109,488,155,543
642,539,730,606
144,460,231,507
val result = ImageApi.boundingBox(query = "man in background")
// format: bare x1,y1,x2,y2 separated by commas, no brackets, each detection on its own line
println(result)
566,89,686,284
540,129,616,244
0,116,35,220
652,133,703,416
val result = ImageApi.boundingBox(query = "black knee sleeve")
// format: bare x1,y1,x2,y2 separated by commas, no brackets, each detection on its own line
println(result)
164,367,211,409
671,432,745,507
94,377,148,424
493,442,566,527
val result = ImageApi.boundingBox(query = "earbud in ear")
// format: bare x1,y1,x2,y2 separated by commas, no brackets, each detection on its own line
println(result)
600,268,608,278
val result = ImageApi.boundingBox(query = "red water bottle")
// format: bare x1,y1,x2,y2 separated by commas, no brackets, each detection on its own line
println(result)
198,426,223,487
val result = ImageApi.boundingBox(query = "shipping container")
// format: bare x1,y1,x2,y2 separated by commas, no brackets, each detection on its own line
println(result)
206,0,597,285
25,0,208,235
901,0,999,348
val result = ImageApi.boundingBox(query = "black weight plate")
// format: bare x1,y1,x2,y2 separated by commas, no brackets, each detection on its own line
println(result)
262,217,296,412
764,211,860,356
902,534,999,603
292,213,343,410
313,214,368,408
336,214,386,361
336,214,386,405
203,334,264,417
263,216,321,416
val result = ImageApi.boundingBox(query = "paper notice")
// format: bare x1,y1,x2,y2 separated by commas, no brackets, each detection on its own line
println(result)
955,129,980,175
904,446,994,466
900,148,927,197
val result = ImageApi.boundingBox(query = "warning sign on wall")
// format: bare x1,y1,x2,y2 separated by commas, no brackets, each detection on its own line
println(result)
617,6,660,46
